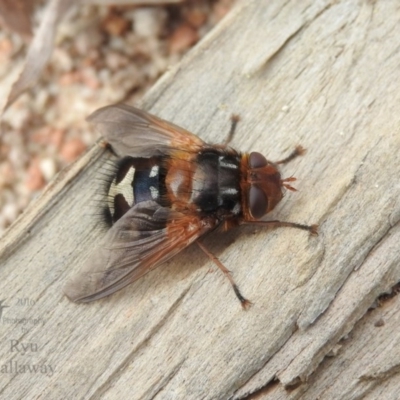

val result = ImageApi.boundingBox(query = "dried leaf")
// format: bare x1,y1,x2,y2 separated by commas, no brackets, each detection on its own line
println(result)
0,0,36,38
3,0,79,112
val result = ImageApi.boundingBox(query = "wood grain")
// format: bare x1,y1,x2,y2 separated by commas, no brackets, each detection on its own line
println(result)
1,0,400,399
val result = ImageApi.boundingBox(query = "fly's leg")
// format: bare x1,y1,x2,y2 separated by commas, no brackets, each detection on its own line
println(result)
197,240,252,309
275,145,306,165
221,114,240,147
243,220,318,235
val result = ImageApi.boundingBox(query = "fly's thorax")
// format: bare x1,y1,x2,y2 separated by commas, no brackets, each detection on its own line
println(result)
106,156,167,223
165,149,242,216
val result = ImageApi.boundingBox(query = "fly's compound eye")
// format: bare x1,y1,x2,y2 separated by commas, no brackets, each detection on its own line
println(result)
249,152,268,168
249,185,268,219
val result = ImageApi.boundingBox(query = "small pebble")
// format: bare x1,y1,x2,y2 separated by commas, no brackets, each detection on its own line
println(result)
60,138,87,163
103,14,130,37
131,7,167,38
3,203,19,225
25,158,45,191
169,23,199,54
39,158,57,181
186,8,207,28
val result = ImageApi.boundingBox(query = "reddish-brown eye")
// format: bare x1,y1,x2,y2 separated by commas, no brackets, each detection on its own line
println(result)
249,185,268,219
249,152,268,168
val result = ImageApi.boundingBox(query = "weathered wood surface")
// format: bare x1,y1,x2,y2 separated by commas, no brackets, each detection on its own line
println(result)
1,0,400,399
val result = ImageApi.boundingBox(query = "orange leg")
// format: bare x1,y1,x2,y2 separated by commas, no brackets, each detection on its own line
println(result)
275,145,306,165
243,220,318,235
221,114,241,147
197,240,252,309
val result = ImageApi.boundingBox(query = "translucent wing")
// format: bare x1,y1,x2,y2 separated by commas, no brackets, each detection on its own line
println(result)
65,200,217,303
88,104,205,158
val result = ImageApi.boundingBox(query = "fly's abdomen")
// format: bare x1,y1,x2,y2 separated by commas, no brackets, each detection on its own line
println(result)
107,157,165,223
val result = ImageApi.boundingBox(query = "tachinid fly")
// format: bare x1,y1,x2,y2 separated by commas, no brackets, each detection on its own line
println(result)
65,104,317,307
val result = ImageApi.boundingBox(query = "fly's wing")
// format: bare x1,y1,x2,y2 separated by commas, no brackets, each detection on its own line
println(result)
64,200,218,303
88,104,206,158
